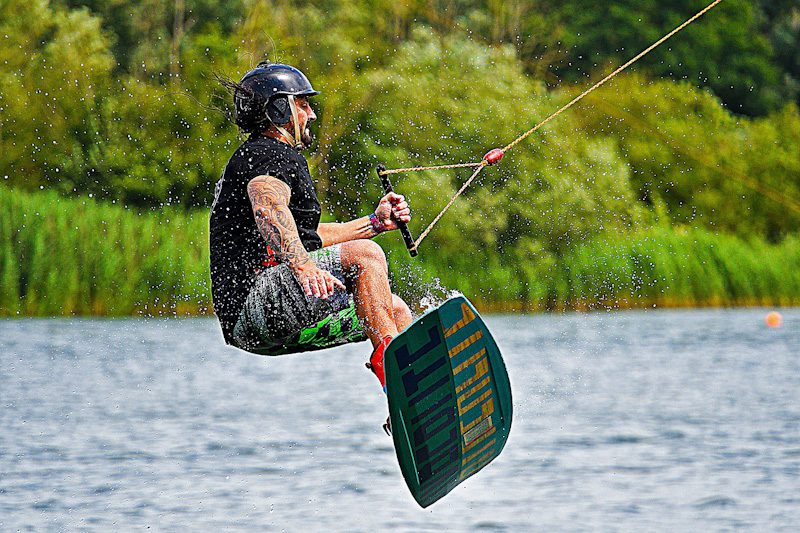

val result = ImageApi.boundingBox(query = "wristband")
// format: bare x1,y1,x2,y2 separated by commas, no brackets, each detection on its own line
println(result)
369,212,387,234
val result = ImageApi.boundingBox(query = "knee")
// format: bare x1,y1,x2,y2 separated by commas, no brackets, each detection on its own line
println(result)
359,240,387,271
392,294,413,332
392,294,412,320
342,239,387,274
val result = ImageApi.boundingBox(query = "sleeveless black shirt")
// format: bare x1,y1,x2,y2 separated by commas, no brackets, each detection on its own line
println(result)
209,134,322,342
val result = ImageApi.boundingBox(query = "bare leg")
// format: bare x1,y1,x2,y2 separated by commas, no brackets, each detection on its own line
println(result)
392,294,413,332
340,240,399,347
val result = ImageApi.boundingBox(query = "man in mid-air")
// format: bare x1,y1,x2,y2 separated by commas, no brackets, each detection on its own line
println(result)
210,61,412,395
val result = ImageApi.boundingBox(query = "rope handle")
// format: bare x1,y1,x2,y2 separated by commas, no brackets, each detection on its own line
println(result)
377,165,418,257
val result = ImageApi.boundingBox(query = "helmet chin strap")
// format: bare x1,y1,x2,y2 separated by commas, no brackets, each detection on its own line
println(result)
273,95,305,149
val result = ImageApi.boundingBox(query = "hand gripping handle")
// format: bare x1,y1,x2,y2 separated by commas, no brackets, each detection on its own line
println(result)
376,165,418,257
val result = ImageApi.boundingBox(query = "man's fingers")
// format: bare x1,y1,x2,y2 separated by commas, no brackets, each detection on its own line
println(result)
324,275,335,296
314,275,326,299
320,273,332,299
385,192,403,204
302,277,313,296
309,276,322,298
324,271,345,292
300,267,345,300
391,205,411,224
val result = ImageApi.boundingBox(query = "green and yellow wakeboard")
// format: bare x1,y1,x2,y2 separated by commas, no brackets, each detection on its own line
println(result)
384,295,512,508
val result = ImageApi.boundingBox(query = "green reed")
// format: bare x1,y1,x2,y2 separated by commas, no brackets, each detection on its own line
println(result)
552,228,800,310
2,185,798,317
0,185,210,317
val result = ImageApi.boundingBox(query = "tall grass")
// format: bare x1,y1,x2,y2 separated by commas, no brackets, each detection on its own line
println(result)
1,185,798,317
0,185,209,317
551,228,800,310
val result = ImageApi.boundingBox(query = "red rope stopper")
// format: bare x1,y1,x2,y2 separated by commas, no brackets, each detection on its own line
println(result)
483,148,504,165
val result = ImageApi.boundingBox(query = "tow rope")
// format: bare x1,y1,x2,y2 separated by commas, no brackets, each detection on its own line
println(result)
378,0,726,255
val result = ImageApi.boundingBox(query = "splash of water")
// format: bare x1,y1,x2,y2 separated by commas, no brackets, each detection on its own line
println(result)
389,258,461,316
418,277,462,313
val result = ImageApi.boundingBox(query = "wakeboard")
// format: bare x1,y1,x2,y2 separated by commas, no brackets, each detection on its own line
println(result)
384,295,512,507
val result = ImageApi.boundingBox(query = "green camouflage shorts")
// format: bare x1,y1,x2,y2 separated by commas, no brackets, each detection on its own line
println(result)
232,245,367,356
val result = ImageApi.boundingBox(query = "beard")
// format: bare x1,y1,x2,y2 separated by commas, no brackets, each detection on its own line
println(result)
299,127,315,150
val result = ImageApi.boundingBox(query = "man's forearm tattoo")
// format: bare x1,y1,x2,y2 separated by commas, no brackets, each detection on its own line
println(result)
247,177,310,268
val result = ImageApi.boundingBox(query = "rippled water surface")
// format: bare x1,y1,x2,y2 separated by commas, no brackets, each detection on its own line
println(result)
1,309,799,531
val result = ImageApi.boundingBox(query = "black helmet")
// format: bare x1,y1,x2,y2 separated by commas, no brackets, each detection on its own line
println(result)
234,61,319,134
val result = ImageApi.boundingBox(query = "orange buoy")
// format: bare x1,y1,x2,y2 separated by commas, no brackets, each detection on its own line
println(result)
765,311,783,328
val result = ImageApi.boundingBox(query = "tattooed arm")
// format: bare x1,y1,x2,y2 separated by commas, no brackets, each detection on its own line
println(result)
247,175,310,267
247,175,344,298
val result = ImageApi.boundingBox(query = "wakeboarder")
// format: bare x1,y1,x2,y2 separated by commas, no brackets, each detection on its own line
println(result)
210,62,412,394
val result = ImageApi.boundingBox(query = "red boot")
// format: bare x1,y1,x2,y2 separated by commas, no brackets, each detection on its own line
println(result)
365,335,393,392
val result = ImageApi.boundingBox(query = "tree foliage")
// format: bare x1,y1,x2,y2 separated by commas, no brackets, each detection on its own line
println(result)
552,0,787,115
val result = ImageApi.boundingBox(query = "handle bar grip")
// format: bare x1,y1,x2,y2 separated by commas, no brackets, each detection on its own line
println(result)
376,165,418,257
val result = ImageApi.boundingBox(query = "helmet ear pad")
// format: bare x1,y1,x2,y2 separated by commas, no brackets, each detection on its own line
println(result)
266,96,292,125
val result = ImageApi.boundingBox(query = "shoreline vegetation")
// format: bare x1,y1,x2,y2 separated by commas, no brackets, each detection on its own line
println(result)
2,185,798,318
3,0,800,319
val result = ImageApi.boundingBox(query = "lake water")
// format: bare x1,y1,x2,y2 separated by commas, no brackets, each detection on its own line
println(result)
1,309,798,531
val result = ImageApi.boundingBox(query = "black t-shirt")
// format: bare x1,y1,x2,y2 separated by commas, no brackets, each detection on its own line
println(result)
209,134,322,342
